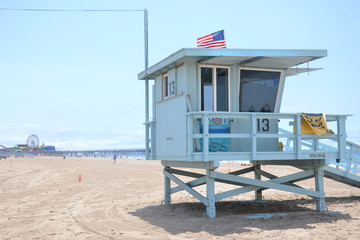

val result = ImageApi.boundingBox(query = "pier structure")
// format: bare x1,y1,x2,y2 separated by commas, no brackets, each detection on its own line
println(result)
60,149,145,158
5,149,145,158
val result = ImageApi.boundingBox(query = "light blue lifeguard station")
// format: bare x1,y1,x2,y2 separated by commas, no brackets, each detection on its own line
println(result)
138,48,360,218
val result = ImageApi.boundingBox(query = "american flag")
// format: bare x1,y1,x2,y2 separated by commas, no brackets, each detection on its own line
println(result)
197,30,226,48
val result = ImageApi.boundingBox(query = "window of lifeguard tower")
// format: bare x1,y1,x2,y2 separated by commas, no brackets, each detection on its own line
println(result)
201,67,229,111
162,74,169,98
239,70,281,113
162,73,176,99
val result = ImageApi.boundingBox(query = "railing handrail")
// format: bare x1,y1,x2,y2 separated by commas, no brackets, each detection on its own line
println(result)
346,140,360,149
187,111,351,118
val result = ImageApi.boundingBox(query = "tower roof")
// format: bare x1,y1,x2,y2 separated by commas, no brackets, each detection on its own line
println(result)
138,48,327,80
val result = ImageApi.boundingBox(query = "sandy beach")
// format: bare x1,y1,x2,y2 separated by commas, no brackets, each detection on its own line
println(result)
1,156,360,240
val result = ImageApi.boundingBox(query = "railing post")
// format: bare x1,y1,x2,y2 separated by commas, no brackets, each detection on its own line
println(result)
313,139,320,151
251,114,257,160
187,114,194,161
204,113,210,162
295,114,302,159
337,116,347,170
347,144,354,175
145,122,150,160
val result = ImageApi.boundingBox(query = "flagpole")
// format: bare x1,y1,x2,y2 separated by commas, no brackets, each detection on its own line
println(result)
144,9,148,70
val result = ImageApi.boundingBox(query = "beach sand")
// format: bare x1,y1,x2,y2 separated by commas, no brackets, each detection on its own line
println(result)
1,156,360,240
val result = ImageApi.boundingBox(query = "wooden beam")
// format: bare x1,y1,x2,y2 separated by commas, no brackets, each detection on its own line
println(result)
212,169,322,200
163,170,208,205
171,176,206,194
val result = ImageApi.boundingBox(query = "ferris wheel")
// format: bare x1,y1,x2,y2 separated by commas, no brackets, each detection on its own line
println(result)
27,134,40,147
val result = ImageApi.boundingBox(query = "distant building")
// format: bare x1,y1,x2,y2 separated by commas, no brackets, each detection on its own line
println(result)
43,146,56,151
16,144,28,149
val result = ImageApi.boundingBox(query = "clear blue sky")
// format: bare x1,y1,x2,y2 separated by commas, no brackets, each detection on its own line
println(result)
0,0,359,150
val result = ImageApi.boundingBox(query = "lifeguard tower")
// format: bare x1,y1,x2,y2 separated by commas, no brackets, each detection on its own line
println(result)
138,48,360,218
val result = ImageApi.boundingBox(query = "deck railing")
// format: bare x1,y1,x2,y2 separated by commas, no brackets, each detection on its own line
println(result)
187,112,349,162
144,120,155,160
344,141,360,174
281,128,360,176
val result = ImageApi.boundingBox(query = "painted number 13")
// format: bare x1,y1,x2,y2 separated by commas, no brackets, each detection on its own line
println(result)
257,119,269,132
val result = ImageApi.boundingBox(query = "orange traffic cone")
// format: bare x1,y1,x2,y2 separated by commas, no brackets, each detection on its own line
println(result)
78,174,82,182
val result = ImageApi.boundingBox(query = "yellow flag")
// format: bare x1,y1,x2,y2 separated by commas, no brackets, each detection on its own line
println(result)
301,113,332,136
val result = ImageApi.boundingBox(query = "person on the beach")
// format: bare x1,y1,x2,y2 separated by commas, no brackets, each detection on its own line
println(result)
113,154,117,165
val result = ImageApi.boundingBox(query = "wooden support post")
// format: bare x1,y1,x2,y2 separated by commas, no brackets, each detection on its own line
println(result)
254,164,263,200
314,166,326,211
206,169,216,218
164,167,171,205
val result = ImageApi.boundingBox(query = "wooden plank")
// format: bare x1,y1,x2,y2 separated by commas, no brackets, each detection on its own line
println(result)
212,170,321,200
171,167,255,194
171,176,206,194
230,166,255,176
168,168,205,178
161,160,219,169
170,167,256,194
163,170,208,205
257,169,308,188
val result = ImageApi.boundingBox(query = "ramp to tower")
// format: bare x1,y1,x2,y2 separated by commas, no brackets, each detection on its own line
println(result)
297,161,360,188
280,128,360,188
320,165,360,188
